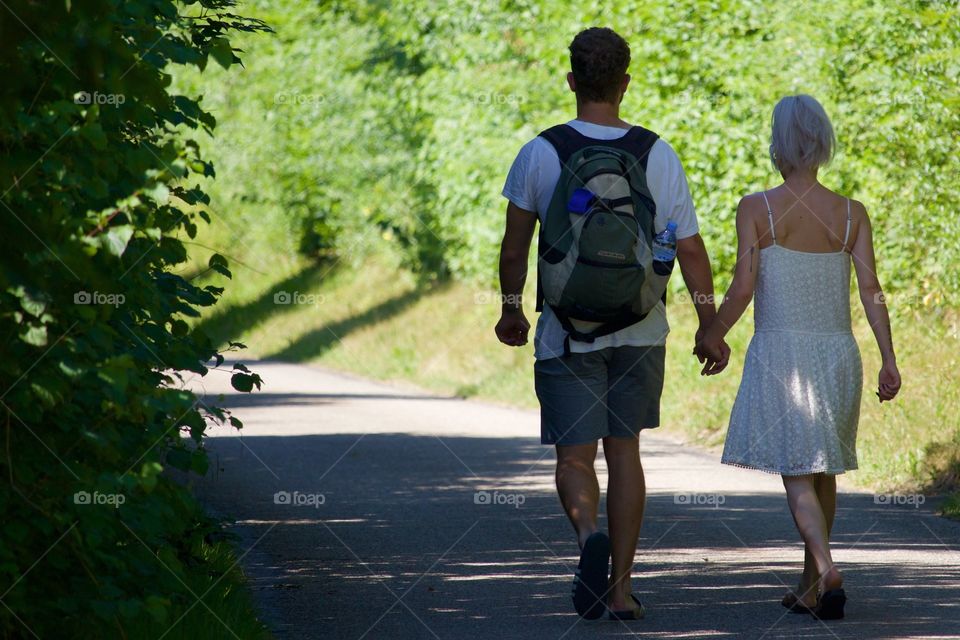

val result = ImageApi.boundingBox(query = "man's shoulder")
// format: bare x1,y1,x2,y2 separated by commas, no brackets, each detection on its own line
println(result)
526,125,565,147
646,137,684,172
514,132,558,164
649,136,677,157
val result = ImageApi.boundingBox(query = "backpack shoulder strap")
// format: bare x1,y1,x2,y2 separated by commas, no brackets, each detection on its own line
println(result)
540,124,660,164
537,123,587,165
536,266,544,312
618,126,660,170
535,123,584,313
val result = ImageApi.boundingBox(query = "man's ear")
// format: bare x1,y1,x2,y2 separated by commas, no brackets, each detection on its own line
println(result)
566,71,576,93
619,74,631,103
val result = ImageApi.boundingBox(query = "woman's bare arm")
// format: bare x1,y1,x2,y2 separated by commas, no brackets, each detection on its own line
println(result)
700,197,761,350
850,203,901,401
850,206,895,363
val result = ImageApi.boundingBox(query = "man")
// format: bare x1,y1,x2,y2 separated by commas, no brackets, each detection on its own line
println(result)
496,27,728,620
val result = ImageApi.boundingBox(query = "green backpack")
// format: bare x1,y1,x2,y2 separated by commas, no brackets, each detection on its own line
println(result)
536,124,674,355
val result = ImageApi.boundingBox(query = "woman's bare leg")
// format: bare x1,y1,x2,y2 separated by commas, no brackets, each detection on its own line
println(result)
816,473,838,533
782,474,843,605
791,474,838,603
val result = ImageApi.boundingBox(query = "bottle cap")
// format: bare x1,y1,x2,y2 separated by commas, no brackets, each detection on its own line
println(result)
666,221,678,231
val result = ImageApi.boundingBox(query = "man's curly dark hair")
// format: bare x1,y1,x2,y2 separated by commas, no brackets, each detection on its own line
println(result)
569,27,631,104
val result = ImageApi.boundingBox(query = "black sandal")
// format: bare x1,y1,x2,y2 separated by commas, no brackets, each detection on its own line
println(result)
782,588,815,614
608,593,645,620
811,589,846,620
570,532,610,620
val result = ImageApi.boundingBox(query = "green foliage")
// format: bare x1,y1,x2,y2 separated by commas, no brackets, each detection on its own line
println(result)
0,0,268,636
190,0,958,307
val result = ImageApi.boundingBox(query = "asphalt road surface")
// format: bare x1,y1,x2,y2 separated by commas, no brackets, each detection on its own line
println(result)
186,360,960,640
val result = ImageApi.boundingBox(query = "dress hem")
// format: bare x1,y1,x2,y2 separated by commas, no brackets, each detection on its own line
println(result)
721,459,856,476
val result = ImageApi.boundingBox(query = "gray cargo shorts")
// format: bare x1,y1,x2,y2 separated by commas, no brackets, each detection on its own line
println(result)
534,346,666,446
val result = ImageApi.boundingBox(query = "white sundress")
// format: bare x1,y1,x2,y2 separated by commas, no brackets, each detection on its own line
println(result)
721,194,863,475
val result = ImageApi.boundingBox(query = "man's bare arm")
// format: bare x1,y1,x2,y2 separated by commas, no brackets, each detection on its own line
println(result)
495,202,537,346
676,232,717,329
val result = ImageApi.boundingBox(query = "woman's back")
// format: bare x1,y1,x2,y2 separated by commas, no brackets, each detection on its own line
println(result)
758,185,859,253
754,186,856,335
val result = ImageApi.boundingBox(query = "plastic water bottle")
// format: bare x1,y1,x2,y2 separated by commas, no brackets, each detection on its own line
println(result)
652,221,678,262
652,221,677,275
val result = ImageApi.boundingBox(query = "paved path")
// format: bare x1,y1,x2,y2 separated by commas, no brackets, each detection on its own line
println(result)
187,361,960,640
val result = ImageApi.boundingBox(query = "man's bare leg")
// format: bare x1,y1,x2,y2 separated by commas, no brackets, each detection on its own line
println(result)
556,442,600,549
602,435,645,611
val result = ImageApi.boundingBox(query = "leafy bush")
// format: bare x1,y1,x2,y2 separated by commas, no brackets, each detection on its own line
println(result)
0,1,267,636
192,0,958,308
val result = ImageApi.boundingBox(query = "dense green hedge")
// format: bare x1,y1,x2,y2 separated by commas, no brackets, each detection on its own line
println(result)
191,0,958,308
0,1,266,636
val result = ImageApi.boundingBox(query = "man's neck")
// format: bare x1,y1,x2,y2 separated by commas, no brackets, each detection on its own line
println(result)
575,100,629,128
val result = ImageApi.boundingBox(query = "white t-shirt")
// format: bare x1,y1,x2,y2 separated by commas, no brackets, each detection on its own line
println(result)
502,119,700,360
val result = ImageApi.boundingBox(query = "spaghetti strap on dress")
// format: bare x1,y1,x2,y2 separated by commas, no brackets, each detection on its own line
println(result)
721,193,863,475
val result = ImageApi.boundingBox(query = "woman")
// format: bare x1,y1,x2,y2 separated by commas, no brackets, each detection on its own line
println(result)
698,94,901,620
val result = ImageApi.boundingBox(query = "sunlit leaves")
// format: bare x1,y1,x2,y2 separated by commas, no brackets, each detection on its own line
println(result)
189,0,959,305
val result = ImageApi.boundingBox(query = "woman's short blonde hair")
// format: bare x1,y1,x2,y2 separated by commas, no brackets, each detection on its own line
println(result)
769,94,836,175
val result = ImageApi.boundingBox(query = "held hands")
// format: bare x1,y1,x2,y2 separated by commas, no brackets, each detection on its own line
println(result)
693,325,731,376
877,359,902,403
495,307,530,347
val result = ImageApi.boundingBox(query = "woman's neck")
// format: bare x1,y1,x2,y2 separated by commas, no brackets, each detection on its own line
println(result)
782,169,820,192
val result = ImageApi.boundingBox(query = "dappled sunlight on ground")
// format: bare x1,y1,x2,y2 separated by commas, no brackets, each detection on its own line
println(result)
184,361,960,639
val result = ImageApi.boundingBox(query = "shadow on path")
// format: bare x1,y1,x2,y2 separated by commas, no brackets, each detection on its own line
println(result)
214,391,460,409
191,431,960,640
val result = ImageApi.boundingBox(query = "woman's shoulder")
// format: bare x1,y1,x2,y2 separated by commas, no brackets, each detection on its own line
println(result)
735,191,770,218
826,190,869,224
847,197,868,219
738,191,769,205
